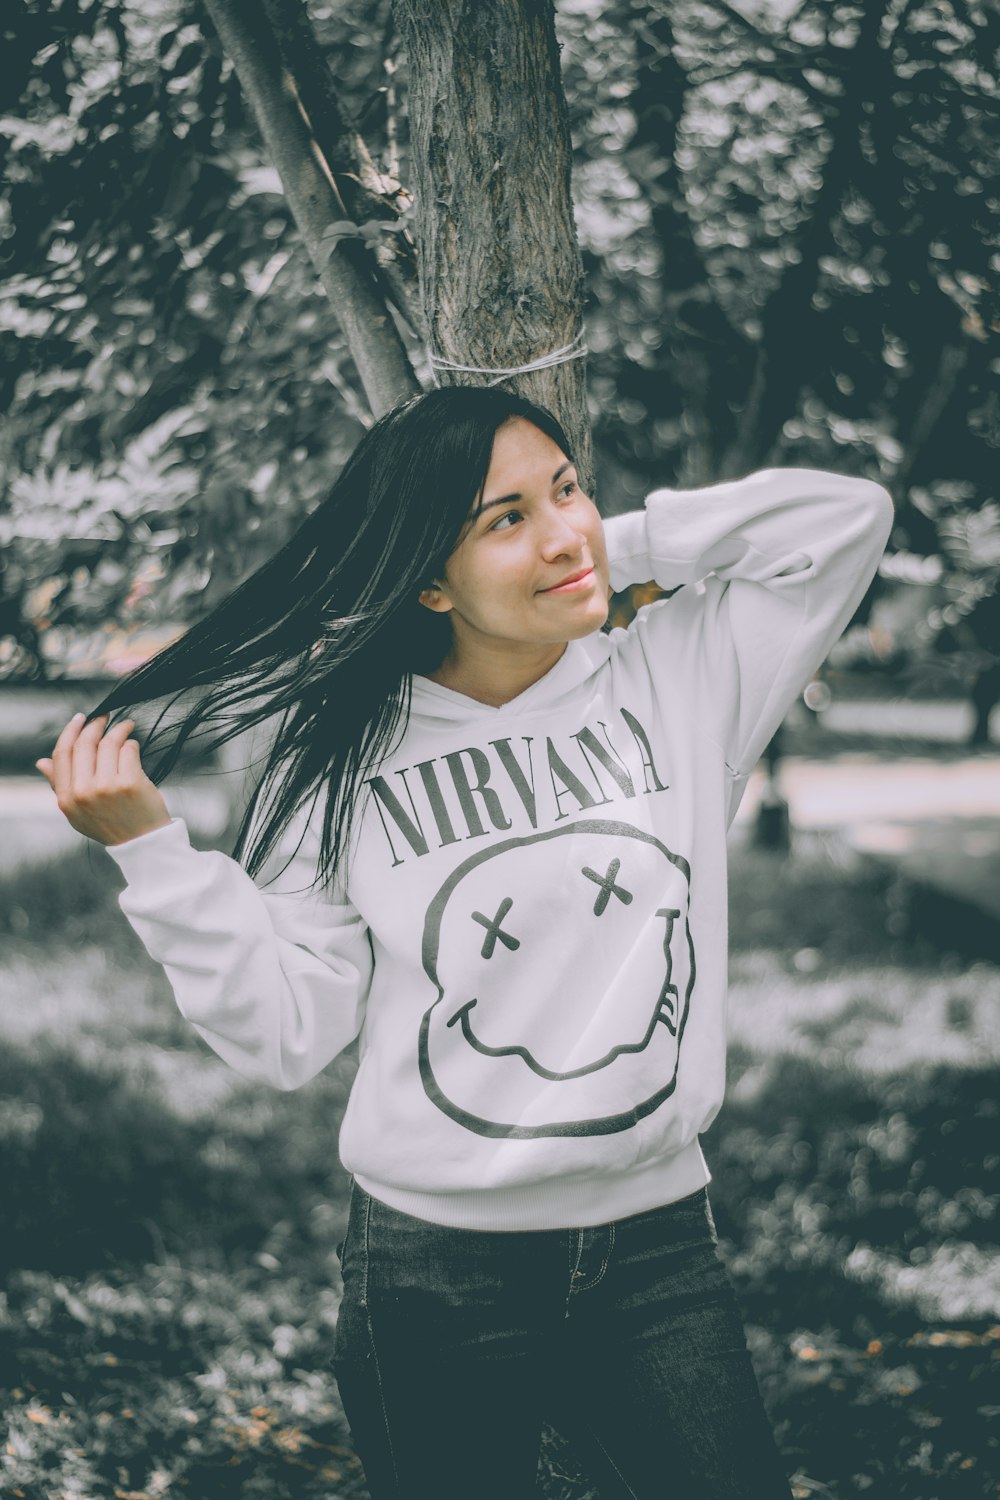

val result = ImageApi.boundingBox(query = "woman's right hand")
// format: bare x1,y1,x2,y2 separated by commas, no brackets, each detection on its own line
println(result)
36,711,172,847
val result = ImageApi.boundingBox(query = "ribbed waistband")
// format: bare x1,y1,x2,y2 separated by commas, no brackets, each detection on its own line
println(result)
350,1138,710,1232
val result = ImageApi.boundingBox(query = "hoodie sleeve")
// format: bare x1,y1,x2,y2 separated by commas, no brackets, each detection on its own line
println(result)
104,807,372,1091
602,467,894,778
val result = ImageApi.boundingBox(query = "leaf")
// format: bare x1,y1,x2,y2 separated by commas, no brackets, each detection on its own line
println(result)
318,220,365,244
314,216,406,263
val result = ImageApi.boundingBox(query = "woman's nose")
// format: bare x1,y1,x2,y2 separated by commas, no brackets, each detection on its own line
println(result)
539,510,586,558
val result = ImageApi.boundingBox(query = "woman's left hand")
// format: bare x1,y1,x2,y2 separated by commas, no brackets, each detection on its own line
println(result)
36,711,172,847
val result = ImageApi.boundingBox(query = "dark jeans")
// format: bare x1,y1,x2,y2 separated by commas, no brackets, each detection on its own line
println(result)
331,1180,793,1500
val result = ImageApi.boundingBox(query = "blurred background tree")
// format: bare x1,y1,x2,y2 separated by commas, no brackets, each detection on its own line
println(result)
0,0,997,730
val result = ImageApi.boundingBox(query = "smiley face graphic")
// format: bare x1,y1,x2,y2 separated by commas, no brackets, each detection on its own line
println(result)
417,819,695,1138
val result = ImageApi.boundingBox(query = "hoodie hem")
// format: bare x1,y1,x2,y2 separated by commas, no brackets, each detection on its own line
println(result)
350,1137,710,1232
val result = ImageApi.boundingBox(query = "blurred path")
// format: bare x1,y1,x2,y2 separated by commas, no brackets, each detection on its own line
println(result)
735,754,1000,922
819,697,995,744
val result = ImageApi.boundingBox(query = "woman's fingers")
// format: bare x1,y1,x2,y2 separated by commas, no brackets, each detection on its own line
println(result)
43,711,121,805
49,711,86,799
95,717,137,784
118,738,145,781
70,712,111,796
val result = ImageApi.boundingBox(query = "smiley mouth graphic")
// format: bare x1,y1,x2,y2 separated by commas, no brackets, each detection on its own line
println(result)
417,820,695,1138
446,900,681,1080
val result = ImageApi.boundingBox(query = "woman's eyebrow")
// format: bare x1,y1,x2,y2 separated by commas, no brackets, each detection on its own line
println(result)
479,460,574,515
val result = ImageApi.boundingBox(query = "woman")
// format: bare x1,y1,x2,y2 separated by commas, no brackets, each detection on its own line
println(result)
39,385,893,1499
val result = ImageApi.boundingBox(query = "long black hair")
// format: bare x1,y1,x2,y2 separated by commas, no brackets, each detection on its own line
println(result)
87,385,577,890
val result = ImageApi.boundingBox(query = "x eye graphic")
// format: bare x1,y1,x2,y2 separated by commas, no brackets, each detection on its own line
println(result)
471,896,520,959
581,857,633,916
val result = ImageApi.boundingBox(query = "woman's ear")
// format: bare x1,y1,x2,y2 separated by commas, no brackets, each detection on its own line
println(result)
418,580,452,614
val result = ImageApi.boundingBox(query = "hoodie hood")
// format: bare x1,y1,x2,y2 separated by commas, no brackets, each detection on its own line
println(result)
407,631,613,723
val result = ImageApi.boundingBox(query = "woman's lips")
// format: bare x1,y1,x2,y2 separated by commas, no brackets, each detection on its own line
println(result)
541,566,596,594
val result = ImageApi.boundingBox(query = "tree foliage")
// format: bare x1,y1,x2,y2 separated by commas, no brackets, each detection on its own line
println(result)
1,0,397,674
0,0,997,691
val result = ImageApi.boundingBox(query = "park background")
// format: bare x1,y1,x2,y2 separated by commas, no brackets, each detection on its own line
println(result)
1,0,998,1496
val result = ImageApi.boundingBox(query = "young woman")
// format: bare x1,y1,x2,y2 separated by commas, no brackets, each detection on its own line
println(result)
39,385,893,1500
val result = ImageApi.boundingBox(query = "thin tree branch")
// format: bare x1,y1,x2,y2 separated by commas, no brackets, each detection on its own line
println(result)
722,0,894,472
257,0,420,331
627,2,755,479
703,0,780,55
201,0,419,415
688,59,837,108
894,341,968,494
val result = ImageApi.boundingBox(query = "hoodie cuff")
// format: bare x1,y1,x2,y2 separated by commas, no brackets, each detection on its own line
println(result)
104,816,193,883
602,509,653,593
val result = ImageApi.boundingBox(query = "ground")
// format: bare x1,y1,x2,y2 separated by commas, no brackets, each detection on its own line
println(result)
0,699,997,1500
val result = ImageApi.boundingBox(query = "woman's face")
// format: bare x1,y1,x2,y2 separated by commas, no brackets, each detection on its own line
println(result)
419,418,610,654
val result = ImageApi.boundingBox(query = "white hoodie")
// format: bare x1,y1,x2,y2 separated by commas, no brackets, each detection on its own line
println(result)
106,467,893,1231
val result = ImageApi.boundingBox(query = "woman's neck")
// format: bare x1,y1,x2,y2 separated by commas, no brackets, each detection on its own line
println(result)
424,640,568,708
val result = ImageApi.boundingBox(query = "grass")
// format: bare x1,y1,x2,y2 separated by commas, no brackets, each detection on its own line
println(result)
0,836,998,1499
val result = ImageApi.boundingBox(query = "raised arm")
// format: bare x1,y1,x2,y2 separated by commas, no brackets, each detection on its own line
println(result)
602,467,894,777
103,807,372,1091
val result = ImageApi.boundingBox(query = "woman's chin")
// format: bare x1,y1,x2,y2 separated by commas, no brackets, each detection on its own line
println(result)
565,595,611,638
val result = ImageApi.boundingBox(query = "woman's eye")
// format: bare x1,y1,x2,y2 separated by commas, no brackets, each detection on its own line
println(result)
489,508,523,532
487,482,577,533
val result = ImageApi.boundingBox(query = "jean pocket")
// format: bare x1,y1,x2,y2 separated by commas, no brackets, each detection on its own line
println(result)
620,1187,718,1260
623,1185,707,1227
335,1179,364,1280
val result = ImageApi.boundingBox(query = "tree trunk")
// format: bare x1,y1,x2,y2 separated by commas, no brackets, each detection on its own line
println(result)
391,0,592,493
202,0,420,417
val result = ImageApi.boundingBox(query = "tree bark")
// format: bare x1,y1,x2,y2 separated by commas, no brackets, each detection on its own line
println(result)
202,0,420,417
391,0,592,492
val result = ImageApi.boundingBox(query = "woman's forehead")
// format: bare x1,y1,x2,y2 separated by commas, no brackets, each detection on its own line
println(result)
474,423,571,508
